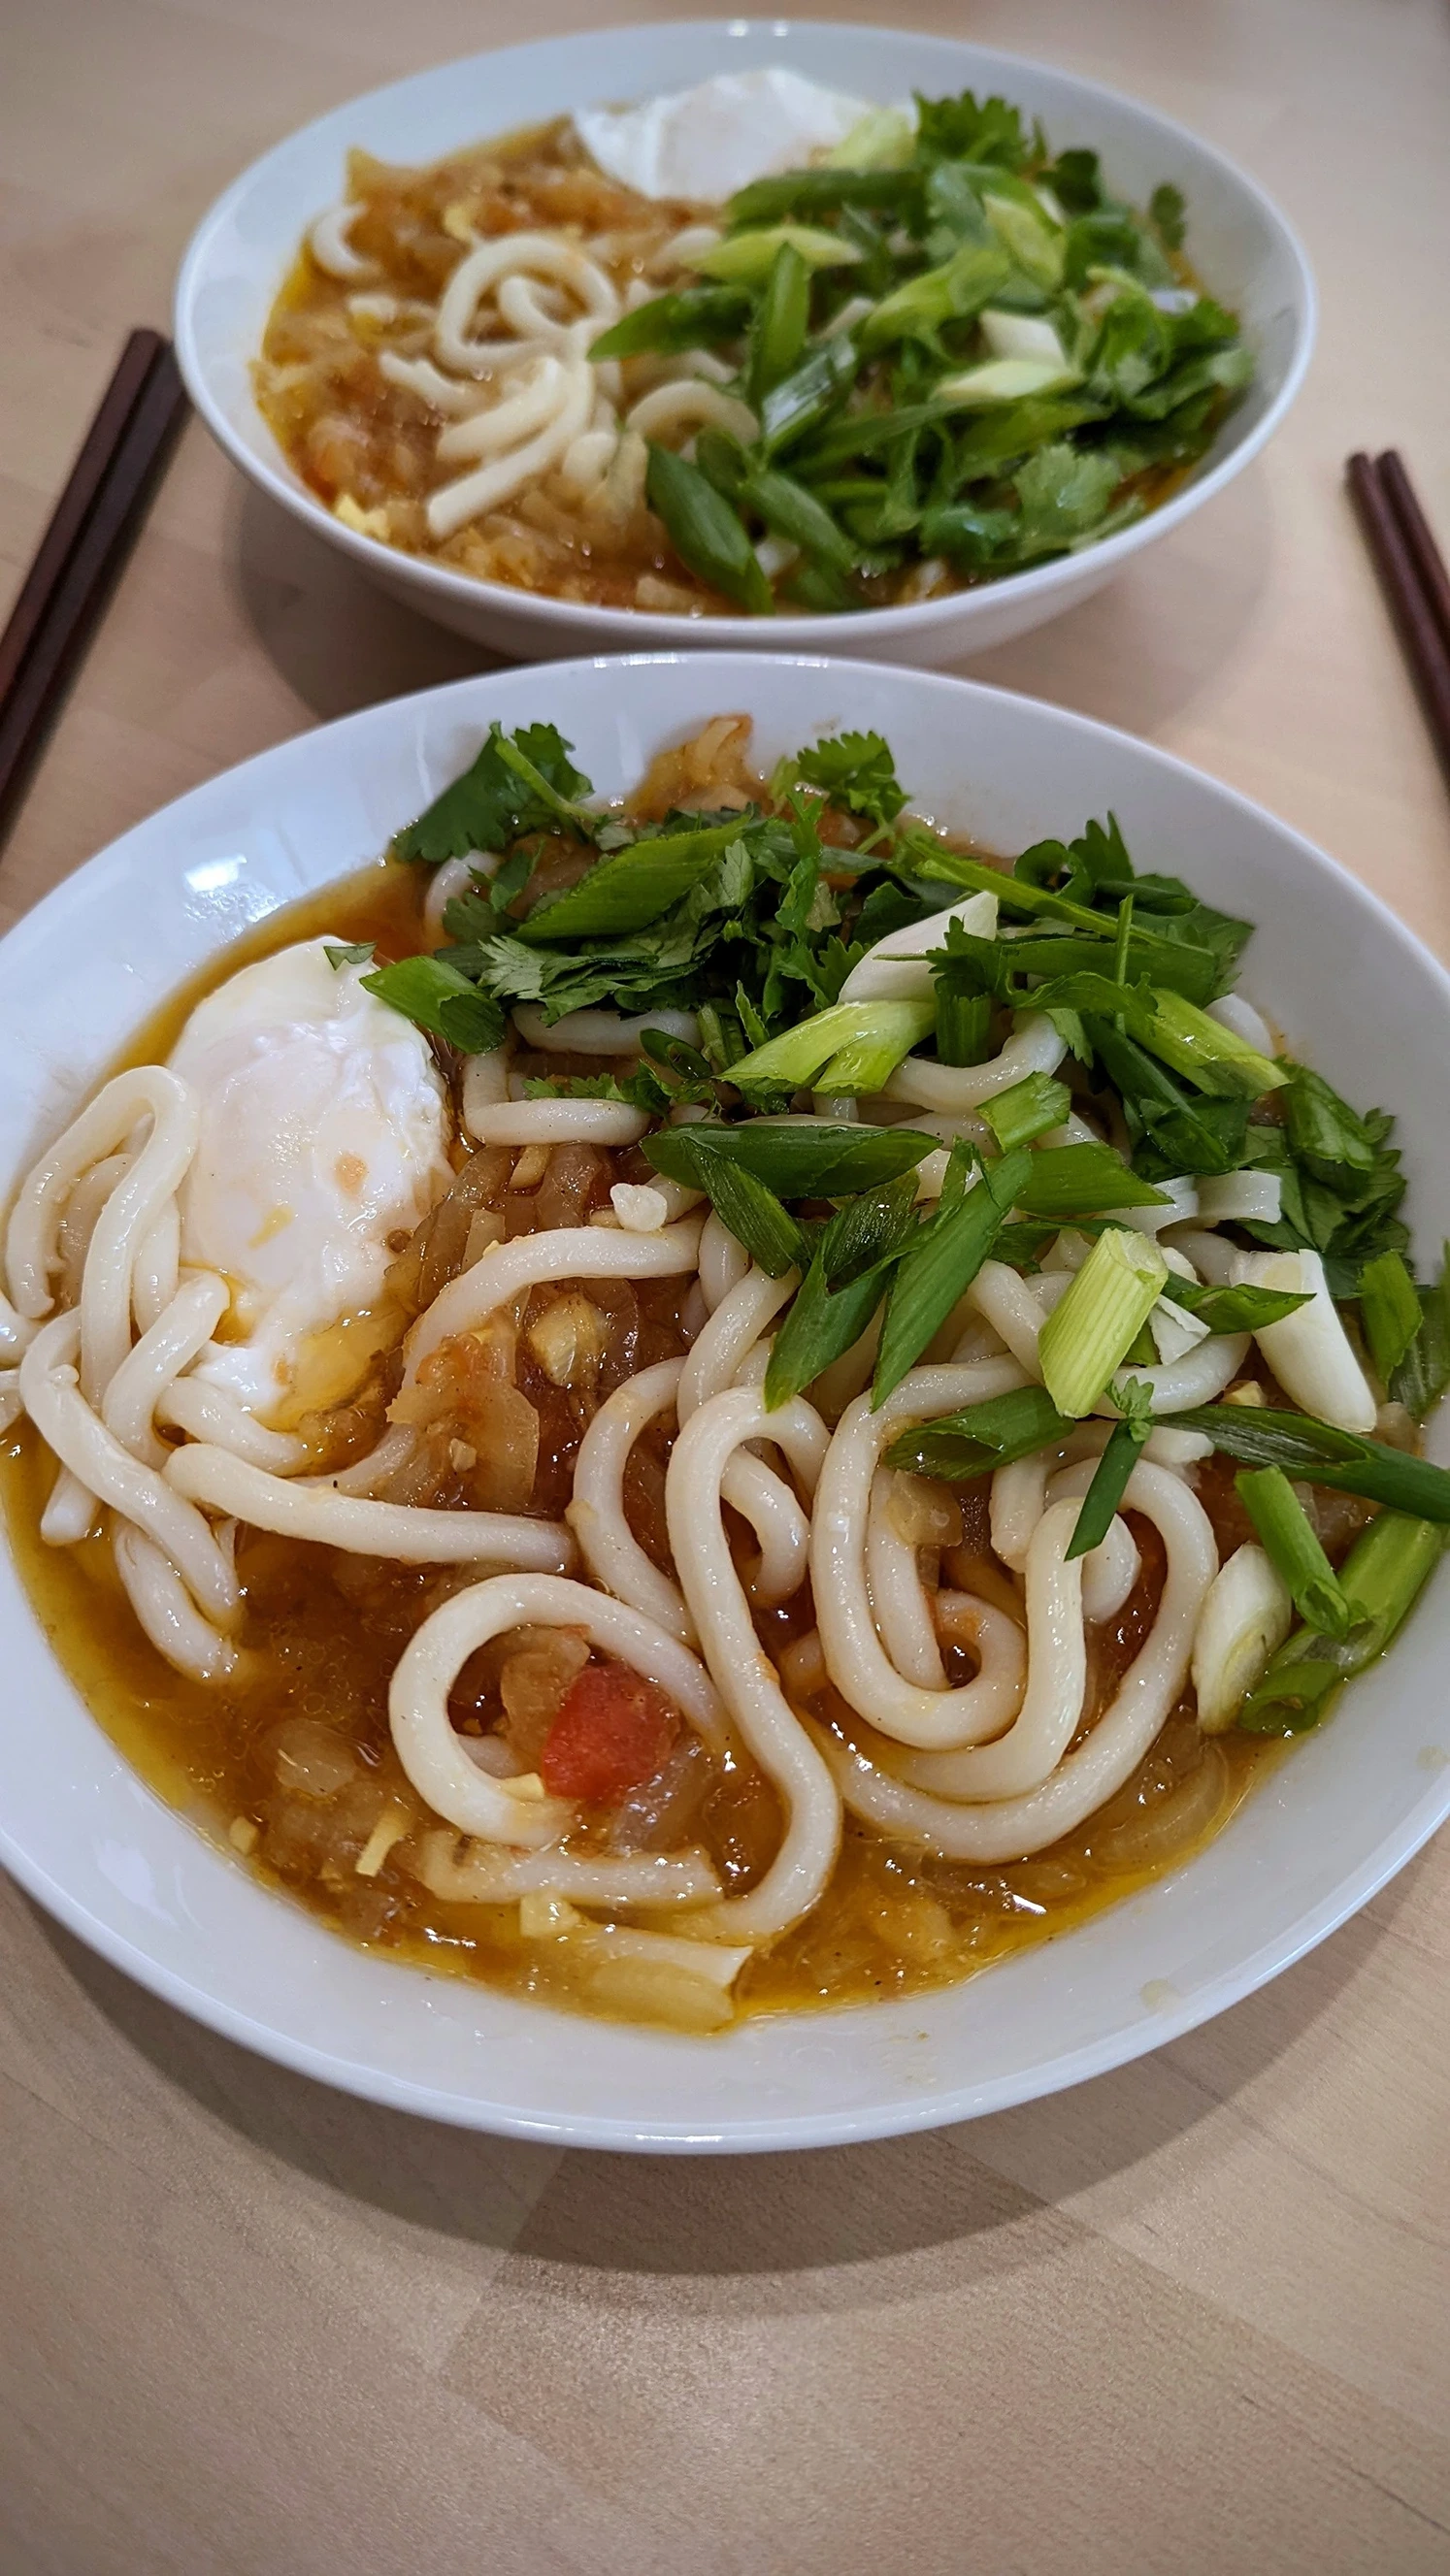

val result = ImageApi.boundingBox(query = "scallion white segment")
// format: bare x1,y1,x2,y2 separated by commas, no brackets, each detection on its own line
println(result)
978,310,1071,369
1232,1247,1378,1434
1191,1543,1293,1732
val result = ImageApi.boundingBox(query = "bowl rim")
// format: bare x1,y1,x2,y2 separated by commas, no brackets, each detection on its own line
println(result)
2,649,1447,2152
173,15,1318,651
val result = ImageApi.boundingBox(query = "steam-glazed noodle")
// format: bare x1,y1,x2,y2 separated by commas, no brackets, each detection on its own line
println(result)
6,714,1438,2038
823,1459,1219,1858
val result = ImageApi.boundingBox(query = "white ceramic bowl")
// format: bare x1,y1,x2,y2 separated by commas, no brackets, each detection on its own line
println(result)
174,18,1314,668
3,654,1445,2151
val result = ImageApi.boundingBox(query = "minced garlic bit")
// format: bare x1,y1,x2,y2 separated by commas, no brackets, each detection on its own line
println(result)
510,1145,551,1191
507,1772,550,1806
464,1208,505,1264
354,1803,412,1879
1223,1381,1268,1408
519,1891,582,1939
333,493,391,539
228,1815,260,1855
442,202,477,245
448,1438,478,1473
527,1289,605,1387
610,1181,670,1234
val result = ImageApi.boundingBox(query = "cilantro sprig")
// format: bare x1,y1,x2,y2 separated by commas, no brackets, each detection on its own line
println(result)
582,88,1251,612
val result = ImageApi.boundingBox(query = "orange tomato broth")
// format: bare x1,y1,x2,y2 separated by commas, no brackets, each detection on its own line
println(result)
0,793,1281,2033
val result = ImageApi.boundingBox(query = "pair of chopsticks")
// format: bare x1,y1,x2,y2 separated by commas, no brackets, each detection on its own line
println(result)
0,329,189,842
1346,449,1450,787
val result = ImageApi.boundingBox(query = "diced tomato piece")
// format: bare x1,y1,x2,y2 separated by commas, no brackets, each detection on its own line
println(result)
539,1660,679,1804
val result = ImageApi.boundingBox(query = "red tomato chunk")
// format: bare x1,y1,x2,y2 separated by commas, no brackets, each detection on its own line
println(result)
539,1661,680,1804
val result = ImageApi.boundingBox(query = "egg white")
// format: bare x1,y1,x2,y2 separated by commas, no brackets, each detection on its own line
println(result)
167,938,452,1422
574,68,876,205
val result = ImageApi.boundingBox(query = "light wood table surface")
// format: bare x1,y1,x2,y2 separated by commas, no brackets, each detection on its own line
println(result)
3,3,1450,2570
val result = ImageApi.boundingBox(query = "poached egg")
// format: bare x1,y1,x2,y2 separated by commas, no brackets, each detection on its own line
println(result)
575,68,877,205
168,939,452,1422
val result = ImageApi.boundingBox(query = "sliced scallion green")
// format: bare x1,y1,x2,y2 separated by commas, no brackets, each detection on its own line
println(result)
873,1148,1032,1405
935,989,994,1066
1145,989,1287,1097
1239,1512,1446,1732
673,1154,804,1279
728,997,935,1095
1391,1244,1450,1420
644,443,773,614
725,167,918,226
884,1383,1072,1480
748,243,810,405
857,239,1012,352
1359,1249,1423,1386
1235,1466,1353,1641
588,287,750,361
765,1252,884,1411
1065,1388,1152,1560
1170,1402,1450,1522
1163,1275,1312,1334
1038,1226,1168,1416
759,337,859,456
764,1180,919,1411
1012,1144,1170,1220
643,1121,935,1198
980,1071,1072,1151
700,223,863,283
935,354,1082,405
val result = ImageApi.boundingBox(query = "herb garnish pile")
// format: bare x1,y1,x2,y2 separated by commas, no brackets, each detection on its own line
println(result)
587,88,1252,608
348,714,1450,1736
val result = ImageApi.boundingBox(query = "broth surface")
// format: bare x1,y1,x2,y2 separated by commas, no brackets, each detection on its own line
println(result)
1,854,1279,2030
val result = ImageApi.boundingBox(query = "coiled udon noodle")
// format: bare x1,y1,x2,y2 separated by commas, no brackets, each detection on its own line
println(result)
4,1067,587,1680
308,180,774,550
8,984,1254,2004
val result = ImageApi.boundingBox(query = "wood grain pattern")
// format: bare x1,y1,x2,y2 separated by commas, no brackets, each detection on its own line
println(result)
2,2,1449,2567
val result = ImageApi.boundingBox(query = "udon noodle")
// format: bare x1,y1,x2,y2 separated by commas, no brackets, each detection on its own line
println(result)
3,716,1441,2034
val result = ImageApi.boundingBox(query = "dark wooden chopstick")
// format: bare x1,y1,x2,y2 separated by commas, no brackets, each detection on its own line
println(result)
1377,449,1450,663
0,330,190,842
1346,448,1450,788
